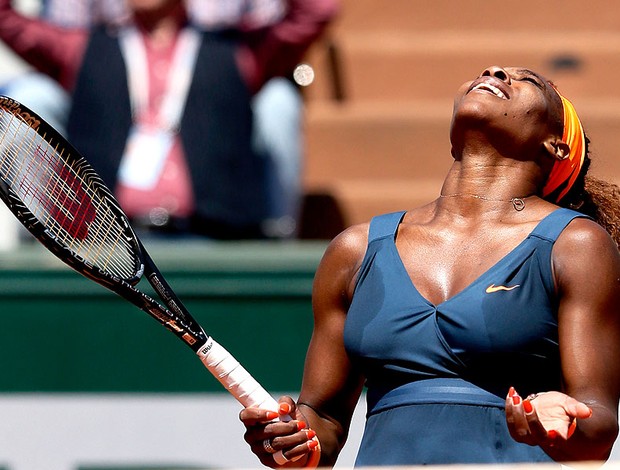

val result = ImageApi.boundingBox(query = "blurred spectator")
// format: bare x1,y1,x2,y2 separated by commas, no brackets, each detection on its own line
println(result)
0,0,338,238
43,0,284,29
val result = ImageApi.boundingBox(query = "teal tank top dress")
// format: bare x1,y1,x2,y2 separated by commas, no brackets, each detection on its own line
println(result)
343,208,587,465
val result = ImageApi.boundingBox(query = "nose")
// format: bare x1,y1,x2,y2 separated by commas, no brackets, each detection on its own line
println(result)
481,66,511,84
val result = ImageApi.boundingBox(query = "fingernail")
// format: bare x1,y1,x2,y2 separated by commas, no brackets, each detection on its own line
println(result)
266,411,278,420
567,419,577,438
279,403,291,415
508,387,516,397
512,395,521,406
523,399,533,414
307,429,316,439
297,421,307,431
547,430,559,439
308,440,319,450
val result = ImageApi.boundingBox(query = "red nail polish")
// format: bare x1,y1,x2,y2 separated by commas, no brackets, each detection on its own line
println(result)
512,395,521,406
508,387,516,397
567,419,577,438
266,411,278,420
307,429,316,439
279,403,291,415
523,399,533,413
308,440,319,450
297,421,307,431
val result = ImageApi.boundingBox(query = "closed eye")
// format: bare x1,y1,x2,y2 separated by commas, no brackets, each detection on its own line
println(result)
514,70,545,89
518,76,544,89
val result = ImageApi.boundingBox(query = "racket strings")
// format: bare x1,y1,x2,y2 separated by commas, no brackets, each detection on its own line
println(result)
0,108,138,279
4,120,134,277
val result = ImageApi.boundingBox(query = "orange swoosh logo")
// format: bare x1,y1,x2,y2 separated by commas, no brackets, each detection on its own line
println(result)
485,284,520,294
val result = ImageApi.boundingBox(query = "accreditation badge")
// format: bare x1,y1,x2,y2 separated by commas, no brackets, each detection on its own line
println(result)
118,125,174,190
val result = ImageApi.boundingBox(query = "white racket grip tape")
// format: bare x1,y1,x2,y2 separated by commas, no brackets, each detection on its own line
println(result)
197,338,303,463
197,338,279,411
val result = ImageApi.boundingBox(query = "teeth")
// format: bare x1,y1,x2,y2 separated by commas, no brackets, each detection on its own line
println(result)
472,83,507,99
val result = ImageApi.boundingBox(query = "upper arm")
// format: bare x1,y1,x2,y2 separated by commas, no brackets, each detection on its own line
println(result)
0,7,86,89
297,224,368,458
554,218,620,440
243,0,340,87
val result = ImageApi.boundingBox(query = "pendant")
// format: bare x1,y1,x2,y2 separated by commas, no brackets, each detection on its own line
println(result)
511,198,526,211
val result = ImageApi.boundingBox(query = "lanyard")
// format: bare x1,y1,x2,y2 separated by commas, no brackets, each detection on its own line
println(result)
119,26,202,132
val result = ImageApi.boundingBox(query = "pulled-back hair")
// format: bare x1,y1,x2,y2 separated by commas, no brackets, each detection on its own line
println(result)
559,135,620,246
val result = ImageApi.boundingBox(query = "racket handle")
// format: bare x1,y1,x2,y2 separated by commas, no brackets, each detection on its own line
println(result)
198,338,308,464
197,337,280,411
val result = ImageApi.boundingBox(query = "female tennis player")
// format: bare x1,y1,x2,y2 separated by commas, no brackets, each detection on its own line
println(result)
239,65,620,467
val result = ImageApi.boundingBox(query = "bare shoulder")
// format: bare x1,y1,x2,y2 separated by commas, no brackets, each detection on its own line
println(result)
553,216,620,291
317,222,370,276
555,217,619,258
312,222,370,302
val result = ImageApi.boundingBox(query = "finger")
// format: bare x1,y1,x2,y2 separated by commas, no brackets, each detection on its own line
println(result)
242,416,303,449
523,399,547,441
277,396,297,418
545,420,576,441
270,431,320,465
567,418,578,438
264,420,309,442
505,388,517,433
566,400,593,420
240,407,279,425
506,389,535,445
247,419,308,449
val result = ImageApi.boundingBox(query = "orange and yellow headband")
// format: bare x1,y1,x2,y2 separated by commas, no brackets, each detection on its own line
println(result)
541,91,586,203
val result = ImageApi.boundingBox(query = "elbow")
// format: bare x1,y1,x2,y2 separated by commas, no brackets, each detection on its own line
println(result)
319,0,342,23
578,419,619,462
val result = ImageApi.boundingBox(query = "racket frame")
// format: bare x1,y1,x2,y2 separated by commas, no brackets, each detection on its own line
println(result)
0,95,282,412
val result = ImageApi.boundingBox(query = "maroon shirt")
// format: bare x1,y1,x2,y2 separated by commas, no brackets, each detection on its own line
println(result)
0,0,340,93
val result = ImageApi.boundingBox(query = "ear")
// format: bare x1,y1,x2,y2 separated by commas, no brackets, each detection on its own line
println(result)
542,138,570,161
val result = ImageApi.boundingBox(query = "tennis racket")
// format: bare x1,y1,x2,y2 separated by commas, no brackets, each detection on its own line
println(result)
0,95,281,412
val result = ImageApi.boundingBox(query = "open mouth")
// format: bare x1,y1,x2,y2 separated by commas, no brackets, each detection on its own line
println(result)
470,82,508,100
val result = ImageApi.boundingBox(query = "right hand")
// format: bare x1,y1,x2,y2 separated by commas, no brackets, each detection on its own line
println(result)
239,396,320,467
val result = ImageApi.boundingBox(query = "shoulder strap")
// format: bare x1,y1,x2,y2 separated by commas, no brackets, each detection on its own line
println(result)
368,211,406,243
530,208,591,242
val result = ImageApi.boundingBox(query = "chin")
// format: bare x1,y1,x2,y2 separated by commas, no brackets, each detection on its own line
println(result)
452,99,493,128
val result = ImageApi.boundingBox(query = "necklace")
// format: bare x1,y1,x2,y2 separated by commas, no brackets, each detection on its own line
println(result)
439,193,528,211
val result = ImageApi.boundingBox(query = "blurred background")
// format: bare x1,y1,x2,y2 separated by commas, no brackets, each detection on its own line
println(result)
0,0,620,469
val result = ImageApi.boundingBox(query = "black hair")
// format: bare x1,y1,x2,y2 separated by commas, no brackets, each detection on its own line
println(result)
557,135,620,246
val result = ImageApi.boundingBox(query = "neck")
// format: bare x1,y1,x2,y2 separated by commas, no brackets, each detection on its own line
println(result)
436,161,542,214
133,4,186,38
441,159,540,202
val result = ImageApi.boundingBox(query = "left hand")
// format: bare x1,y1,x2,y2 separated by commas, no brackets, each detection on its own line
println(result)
505,387,593,447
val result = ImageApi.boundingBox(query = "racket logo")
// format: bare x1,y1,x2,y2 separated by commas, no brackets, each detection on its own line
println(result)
29,146,96,240
200,340,214,356
0,100,40,130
